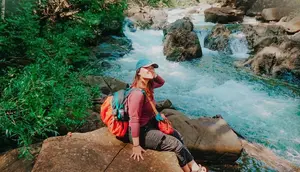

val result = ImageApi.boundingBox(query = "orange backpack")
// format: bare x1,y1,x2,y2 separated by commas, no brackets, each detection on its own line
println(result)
100,88,145,137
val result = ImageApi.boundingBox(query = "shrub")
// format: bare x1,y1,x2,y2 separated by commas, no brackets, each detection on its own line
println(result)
0,0,127,158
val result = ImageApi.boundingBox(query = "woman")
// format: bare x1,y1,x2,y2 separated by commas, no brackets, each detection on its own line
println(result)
125,59,207,172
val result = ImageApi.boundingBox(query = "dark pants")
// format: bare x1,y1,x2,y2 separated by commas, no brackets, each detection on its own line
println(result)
127,119,194,167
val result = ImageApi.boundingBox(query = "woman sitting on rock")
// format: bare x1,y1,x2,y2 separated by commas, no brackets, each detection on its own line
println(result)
126,59,207,172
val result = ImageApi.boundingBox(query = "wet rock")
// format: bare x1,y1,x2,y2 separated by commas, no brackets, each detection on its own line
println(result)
163,17,202,61
204,7,244,24
162,109,243,164
242,41,300,78
242,24,287,52
204,24,232,54
94,36,132,58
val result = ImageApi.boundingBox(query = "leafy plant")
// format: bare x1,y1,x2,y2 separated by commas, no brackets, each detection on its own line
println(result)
0,0,127,158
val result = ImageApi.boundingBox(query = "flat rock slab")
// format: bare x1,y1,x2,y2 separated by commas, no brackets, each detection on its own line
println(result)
32,128,182,172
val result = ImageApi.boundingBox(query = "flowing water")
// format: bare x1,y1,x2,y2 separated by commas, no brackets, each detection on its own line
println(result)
101,8,300,171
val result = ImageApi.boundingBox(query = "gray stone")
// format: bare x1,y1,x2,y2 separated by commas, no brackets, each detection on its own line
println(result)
162,109,243,164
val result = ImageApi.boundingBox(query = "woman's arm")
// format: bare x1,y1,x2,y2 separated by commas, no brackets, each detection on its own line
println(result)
127,90,146,161
152,74,165,88
127,90,144,142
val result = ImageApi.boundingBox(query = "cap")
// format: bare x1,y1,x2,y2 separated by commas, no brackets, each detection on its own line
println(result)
135,59,159,71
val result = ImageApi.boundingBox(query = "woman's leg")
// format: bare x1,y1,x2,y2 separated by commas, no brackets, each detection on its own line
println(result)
143,129,194,169
170,130,207,172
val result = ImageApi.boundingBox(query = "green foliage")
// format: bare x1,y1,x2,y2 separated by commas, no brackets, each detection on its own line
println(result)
0,60,91,157
0,0,127,157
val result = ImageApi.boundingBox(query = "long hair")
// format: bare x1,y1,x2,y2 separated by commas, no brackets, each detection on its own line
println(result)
131,69,154,100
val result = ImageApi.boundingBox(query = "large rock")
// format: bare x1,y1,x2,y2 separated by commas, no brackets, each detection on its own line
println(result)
32,128,182,172
163,18,202,61
163,17,193,36
261,8,290,21
204,24,232,54
242,41,300,78
0,143,41,172
162,109,243,164
242,24,287,53
283,16,300,33
204,7,244,24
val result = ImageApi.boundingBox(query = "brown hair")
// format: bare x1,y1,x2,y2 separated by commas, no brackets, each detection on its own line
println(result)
131,69,154,100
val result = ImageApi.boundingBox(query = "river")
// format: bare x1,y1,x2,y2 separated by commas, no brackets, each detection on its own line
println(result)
102,7,300,171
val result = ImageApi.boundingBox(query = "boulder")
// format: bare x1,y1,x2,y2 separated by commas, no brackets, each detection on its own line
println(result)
163,18,202,61
242,41,300,78
242,24,287,53
204,24,232,54
0,143,41,172
283,16,300,33
204,7,244,24
162,109,243,164
163,30,202,61
261,8,290,21
94,36,132,58
163,17,193,36
32,128,182,172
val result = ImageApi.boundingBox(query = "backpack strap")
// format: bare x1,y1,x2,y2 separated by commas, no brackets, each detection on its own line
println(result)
125,88,146,99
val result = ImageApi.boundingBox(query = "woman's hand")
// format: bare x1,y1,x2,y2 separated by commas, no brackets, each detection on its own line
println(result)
131,146,146,161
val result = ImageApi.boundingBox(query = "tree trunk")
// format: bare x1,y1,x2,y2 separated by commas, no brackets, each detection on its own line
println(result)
1,0,5,20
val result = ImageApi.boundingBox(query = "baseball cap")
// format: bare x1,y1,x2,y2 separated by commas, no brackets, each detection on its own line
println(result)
135,59,159,71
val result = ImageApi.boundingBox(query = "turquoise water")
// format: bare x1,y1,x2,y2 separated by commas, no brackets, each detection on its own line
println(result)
101,14,300,170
